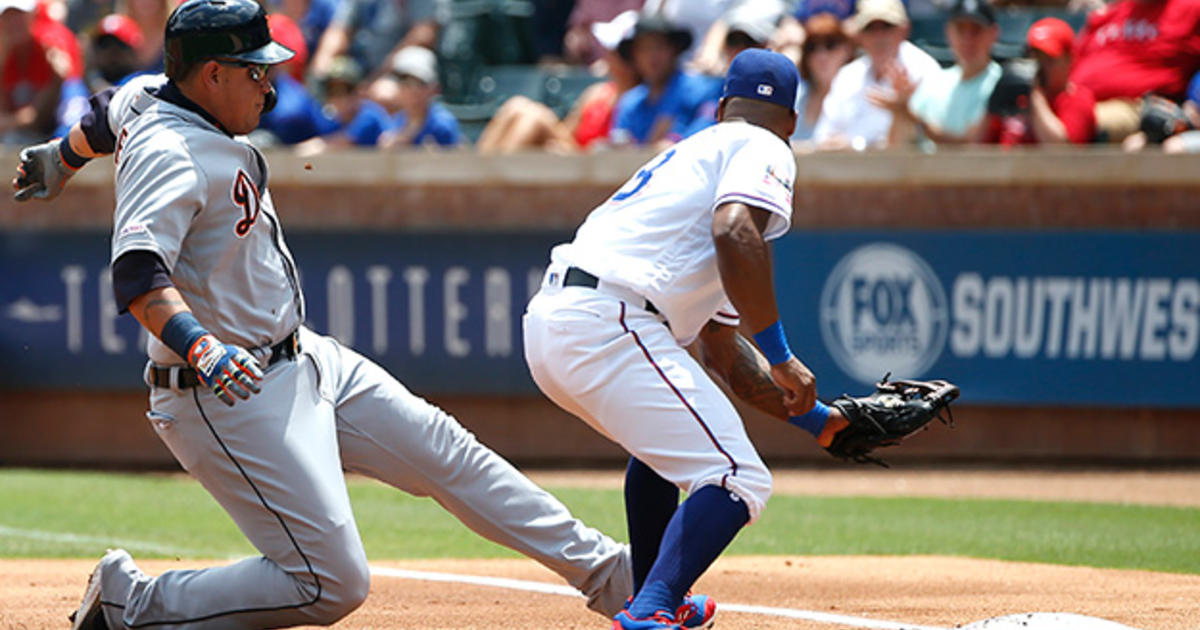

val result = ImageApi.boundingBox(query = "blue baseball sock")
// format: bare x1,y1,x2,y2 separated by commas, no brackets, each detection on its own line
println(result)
627,485,749,618
624,457,679,594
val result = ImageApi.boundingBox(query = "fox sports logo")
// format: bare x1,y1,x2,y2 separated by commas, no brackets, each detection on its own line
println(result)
819,243,949,384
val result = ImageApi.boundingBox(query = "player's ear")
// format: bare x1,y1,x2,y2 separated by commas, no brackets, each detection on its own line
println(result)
716,98,728,122
201,60,222,88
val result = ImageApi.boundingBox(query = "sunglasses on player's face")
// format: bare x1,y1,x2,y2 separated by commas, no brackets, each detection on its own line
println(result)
215,59,270,82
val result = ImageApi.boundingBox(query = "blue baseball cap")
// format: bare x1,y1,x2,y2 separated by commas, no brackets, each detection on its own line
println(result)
721,48,800,112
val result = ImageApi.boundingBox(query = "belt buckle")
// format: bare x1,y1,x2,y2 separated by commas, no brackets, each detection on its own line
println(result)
290,331,300,357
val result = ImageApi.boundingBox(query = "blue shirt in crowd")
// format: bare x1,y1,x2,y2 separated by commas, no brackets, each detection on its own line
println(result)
342,99,394,146
258,73,338,144
610,71,723,145
391,101,462,147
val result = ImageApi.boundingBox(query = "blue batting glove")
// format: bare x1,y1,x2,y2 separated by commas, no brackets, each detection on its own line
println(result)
187,334,264,406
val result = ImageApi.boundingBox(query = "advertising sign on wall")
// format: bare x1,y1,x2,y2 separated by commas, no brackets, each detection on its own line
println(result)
1,230,1195,407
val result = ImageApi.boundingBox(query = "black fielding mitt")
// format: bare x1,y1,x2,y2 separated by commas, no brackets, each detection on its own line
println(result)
826,375,960,466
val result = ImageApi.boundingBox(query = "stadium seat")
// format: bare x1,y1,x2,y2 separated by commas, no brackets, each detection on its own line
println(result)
541,67,604,118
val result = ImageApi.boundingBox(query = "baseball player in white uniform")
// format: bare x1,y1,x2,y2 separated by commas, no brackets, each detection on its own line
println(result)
12,1,636,628
524,48,856,630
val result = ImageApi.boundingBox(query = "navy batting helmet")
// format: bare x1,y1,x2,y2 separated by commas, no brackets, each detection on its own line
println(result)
165,0,294,77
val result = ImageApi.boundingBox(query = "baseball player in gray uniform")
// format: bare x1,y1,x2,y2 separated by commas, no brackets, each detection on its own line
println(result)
11,1,633,628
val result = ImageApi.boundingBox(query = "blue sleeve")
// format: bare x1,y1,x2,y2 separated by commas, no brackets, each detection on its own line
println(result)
314,107,342,137
54,78,92,140
258,77,326,144
343,102,392,145
610,88,643,144
671,75,721,139
428,105,461,146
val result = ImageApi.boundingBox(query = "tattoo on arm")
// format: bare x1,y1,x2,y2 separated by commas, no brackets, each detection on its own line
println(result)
726,332,789,420
140,298,184,322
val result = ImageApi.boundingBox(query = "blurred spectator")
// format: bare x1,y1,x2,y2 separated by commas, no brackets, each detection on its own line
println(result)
267,12,309,83
791,13,854,146
982,17,1096,146
531,0,574,63
373,45,462,148
609,15,723,147
295,56,395,155
33,0,84,78
1070,0,1200,142
309,0,438,81
273,0,340,60
689,0,785,75
1161,72,1200,153
84,13,142,91
640,0,743,62
254,11,331,145
118,0,170,71
876,0,1001,146
812,0,940,150
1120,71,1200,152
563,0,642,65
257,66,337,145
1,0,68,144
773,0,855,65
476,10,640,154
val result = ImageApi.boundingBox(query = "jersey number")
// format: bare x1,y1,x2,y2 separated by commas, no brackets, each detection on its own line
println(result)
231,169,262,238
612,149,675,202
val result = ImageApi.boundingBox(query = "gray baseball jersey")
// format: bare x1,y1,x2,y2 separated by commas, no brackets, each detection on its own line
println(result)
109,75,303,364
90,75,631,629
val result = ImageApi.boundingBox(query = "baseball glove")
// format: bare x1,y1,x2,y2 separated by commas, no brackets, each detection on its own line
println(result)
826,374,960,466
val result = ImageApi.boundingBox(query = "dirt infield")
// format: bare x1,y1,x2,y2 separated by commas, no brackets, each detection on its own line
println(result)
4,555,1197,630
4,470,1198,630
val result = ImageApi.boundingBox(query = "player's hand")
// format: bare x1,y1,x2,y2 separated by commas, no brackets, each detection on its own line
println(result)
187,334,265,406
12,141,76,202
769,357,817,417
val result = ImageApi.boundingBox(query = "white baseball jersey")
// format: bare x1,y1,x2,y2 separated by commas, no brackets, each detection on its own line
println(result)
550,120,796,345
107,74,304,364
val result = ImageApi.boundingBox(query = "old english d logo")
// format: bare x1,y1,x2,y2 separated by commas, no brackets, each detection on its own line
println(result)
231,169,261,238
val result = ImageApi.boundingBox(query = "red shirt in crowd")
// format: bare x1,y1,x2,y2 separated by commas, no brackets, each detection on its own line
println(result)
983,83,1097,146
573,81,619,148
2,40,58,113
32,2,83,79
1070,0,1200,102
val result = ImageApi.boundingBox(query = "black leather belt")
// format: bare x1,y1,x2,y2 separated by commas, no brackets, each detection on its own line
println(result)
563,267,660,315
150,330,300,389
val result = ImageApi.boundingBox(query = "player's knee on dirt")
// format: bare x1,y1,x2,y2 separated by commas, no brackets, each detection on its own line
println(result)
304,554,371,624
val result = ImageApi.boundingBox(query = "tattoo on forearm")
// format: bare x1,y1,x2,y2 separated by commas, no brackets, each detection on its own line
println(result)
727,333,789,420
141,298,184,322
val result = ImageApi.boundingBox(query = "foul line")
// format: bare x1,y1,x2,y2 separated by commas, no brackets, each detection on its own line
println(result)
0,525,947,629
370,566,949,630
0,525,217,558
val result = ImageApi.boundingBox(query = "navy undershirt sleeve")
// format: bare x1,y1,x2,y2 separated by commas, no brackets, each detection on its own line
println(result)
112,250,173,314
79,86,119,155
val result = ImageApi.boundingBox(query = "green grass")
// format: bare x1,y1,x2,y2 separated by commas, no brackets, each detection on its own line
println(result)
1,469,1197,574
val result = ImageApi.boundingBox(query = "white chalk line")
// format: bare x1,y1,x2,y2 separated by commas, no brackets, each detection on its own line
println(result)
0,525,948,630
0,524,218,558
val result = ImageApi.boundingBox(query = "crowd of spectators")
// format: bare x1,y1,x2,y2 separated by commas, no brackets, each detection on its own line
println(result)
3,0,1200,154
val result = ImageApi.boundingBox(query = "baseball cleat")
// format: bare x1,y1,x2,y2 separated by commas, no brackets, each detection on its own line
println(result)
676,593,716,628
612,609,682,629
68,549,127,630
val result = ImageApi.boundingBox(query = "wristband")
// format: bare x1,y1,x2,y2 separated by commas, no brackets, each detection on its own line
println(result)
160,312,209,361
788,401,832,438
58,137,90,170
752,320,794,366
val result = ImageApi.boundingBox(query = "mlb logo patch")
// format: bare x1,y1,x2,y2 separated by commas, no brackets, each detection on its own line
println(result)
757,84,774,96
